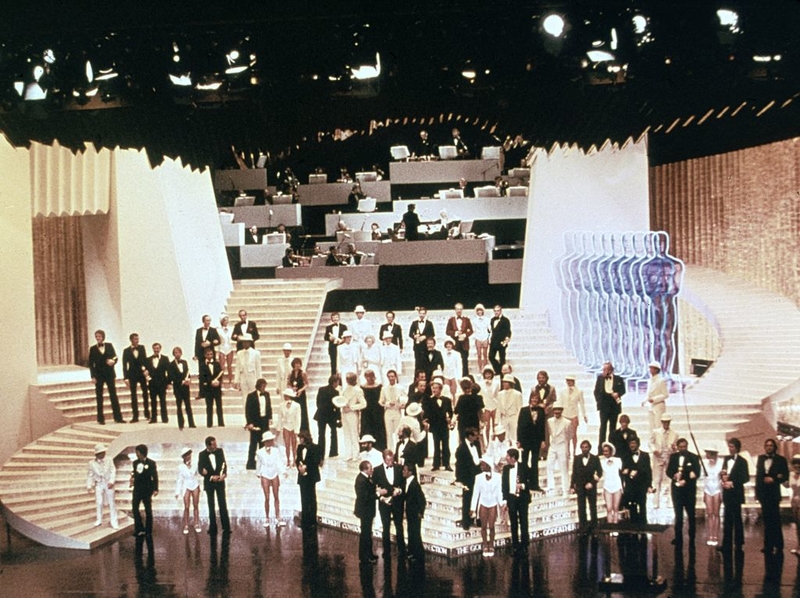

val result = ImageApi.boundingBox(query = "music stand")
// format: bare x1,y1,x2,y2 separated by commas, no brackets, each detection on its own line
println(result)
438,145,457,160
390,146,410,161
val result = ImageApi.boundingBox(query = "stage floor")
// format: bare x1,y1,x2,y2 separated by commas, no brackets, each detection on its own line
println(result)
0,513,796,597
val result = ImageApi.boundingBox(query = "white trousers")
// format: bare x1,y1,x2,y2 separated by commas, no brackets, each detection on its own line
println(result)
384,410,401,450
342,411,360,460
546,443,570,494
94,485,118,526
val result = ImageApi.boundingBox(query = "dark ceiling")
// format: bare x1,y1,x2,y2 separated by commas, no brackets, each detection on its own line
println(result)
0,0,798,173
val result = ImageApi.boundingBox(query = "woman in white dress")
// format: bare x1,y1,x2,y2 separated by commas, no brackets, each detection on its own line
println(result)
790,455,800,555
360,335,381,385
279,389,302,467
472,304,491,372
217,315,235,389
702,446,724,546
174,447,201,534
600,442,622,526
478,365,499,445
340,372,367,460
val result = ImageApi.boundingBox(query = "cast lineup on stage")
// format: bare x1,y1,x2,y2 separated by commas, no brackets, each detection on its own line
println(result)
89,304,798,559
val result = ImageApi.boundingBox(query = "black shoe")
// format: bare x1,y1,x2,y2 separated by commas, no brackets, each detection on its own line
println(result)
189,424,197,428
98,421,105,425
431,467,440,472
246,465,256,471
130,418,139,423
115,419,125,424
148,419,157,424
444,466,453,472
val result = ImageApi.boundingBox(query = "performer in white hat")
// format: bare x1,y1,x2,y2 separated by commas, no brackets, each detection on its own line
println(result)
275,342,293,397
546,403,570,495
350,305,374,349
256,431,286,527
174,447,201,534
86,444,119,529
642,361,669,433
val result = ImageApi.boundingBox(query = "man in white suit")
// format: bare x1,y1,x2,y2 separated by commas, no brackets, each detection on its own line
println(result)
378,331,402,384
236,333,262,406
642,361,669,433
546,404,570,495
87,443,119,529
275,343,293,396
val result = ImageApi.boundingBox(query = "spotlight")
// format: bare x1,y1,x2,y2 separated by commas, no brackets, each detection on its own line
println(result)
587,50,615,62
461,69,477,80
350,52,381,80
542,14,566,38
716,8,740,33
632,15,648,34
169,73,192,86
43,49,55,64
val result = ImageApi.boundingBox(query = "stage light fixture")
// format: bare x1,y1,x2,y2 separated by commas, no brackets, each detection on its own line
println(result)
543,14,566,38
195,80,222,91
461,69,477,80
95,68,118,81
350,52,381,80
716,9,740,33
169,73,192,86
632,15,648,34
610,28,618,51
43,49,55,65
587,50,615,62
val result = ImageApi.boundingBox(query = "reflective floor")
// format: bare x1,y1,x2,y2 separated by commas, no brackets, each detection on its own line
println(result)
0,514,798,597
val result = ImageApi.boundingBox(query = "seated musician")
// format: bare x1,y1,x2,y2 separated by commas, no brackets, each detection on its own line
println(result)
325,246,342,267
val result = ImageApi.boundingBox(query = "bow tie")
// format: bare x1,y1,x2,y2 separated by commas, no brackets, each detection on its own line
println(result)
605,376,612,380
98,344,104,348
633,452,640,457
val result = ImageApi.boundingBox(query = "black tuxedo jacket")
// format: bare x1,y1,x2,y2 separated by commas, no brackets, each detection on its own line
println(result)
455,440,482,486
621,450,652,495
245,230,262,245
199,359,223,395
422,349,444,379
89,343,118,379
722,454,750,504
145,354,170,391
422,395,453,434
594,374,626,415
373,463,404,498
122,345,149,382
755,453,787,504
517,406,546,450
296,442,321,484
395,439,418,466
324,322,347,354
609,427,638,461
194,327,221,361
354,473,377,519
404,477,425,519
314,384,340,425
131,458,158,496
571,453,603,492
245,390,272,430
198,447,227,491
666,451,702,492
502,462,531,503
168,359,191,388
489,315,511,346
233,320,260,351
379,322,403,350
402,211,421,241
445,316,473,352
409,319,435,346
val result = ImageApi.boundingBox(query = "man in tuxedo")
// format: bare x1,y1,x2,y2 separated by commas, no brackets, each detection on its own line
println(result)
720,437,749,551
445,303,473,377
451,127,469,158
570,440,603,533
755,437,789,554
198,436,230,534
402,464,426,561
502,448,530,554
123,332,150,423
194,314,221,362
421,338,444,381
245,225,262,245
402,204,421,241
455,427,482,530
422,380,453,471
373,449,405,557
314,374,341,460
354,461,378,564
324,312,347,376
666,438,701,545
409,307,435,371
168,346,195,429
88,329,123,424
378,311,403,350
394,426,418,467
296,430,321,530
608,414,637,461
245,378,273,470
145,342,170,423
621,436,652,526
130,444,158,537
199,347,225,427
517,394,546,491
594,362,626,447
489,305,511,374
232,309,260,351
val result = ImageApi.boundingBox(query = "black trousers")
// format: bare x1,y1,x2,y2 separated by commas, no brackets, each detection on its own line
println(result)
328,346,338,376
379,503,405,554
174,389,195,429
205,483,230,533
576,487,598,528
318,420,339,458
431,429,450,468
407,513,424,558
359,514,375,561
95,376,123,423
488,342,506,374
456,346,469,377
521,446,541,490
760,498,783,550
132,491,153,535
149,385,168,422
597,409,618,447
129,377,150,420
204,390,224,427
722,498,744,548
461,485,474,528
299,479,318,529
624,490,648,526
672,487,696,542
507,495,529,547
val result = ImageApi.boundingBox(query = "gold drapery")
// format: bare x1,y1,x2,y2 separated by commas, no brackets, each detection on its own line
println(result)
32,215,88,366
651,137,800,306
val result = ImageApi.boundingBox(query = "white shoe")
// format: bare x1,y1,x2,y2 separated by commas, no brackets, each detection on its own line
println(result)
277,520,287,528
183,527,189,535
111,523,120,530
264,521,271,528
94,521,102,527
195,526,202,533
